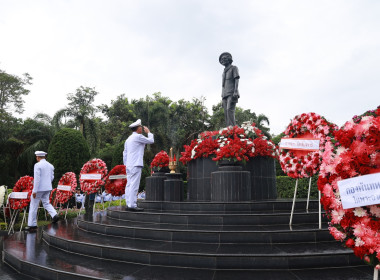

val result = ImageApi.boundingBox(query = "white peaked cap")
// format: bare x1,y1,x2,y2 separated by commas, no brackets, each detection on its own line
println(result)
35,151,47,157
129,119,142,128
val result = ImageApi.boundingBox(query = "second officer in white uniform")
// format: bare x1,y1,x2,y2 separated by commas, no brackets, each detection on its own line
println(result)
123,119,154,211
26,151,59,231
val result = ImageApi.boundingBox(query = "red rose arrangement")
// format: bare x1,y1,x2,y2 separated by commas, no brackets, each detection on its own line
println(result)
53,172,77,205
150,150,170,170
279,112,337,179
105,165,126,196
318,110,380,267
9,176,34,210
180,122,278,164
80,158,108,194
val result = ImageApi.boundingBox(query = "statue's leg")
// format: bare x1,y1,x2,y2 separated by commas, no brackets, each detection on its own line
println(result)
222,97,229,127
227,97,237,126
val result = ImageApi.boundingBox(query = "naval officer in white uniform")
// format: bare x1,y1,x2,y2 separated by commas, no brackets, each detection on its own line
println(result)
123,119,154,211
26,151,59,231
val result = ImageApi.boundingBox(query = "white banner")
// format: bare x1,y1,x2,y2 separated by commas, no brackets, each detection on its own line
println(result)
109,174,127,180
10,192,28,199
279,138,320,151
338,173,380,209
80,174,102,180
57,185,72,191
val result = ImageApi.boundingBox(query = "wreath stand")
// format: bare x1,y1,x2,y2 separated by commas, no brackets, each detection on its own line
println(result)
374,268,378,280
7,191,30,234
289,178,322,230
56,185,73,220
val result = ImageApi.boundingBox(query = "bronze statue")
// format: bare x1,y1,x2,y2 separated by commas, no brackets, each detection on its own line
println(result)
220,52,240,127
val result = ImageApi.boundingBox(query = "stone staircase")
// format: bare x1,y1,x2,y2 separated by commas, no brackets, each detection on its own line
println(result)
1,199,374,279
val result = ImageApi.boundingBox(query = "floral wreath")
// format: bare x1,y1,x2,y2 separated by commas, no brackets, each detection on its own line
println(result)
9,176,34,210
80,158,108,194
318,110,380,268
105,165,127,196
279,112,337,179
151,150,170,171
53,172,77,205
0,185,6,207
180,121,278,164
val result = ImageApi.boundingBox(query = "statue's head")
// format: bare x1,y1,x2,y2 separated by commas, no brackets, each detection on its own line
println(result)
219,52,233,65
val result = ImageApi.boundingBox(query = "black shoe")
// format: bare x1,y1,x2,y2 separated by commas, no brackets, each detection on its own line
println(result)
25,226,38,232
52,215,59,224
129,207,144,212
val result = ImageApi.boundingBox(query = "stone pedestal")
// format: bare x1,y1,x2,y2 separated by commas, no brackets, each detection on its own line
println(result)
145,173,167,201
187,158,218,201
245,157,277,200
211,165,251,202
164,173,184,202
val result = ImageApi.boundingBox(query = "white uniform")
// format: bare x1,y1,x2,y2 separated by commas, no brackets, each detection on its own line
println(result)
28,159,57,227
123,131,154,208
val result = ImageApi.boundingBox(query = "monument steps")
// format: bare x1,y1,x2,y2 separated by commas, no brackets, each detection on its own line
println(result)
78,213,332,244
2,232,373,280
2,200,374,279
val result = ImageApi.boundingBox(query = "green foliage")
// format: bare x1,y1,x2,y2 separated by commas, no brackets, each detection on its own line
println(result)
48,128,90,184
96,143,116,171
0,69,32,114
111,142,124,167
276,176,319,199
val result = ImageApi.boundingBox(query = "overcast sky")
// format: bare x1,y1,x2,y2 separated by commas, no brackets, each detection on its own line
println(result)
1,0,379,135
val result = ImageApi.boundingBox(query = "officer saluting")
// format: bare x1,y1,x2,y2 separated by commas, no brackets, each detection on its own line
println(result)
25,151,59,232
123,119,154,211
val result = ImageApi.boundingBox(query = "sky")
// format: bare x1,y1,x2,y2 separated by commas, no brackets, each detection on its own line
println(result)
0,0,379,135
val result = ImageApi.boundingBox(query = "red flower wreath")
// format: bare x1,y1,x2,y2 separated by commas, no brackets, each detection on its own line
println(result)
105,165,127,196
49,188,58,207
53,172,77,205
279,112,338,179
80,158,108,194
318,110,380,267
9,176,34,210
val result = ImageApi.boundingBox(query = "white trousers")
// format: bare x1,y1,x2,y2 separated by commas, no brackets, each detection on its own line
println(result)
28,191,57,227
125,166,142,208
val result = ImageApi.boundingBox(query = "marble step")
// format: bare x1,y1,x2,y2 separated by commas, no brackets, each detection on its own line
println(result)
78,211,333,244
107,206,326,226
42,221,361,270
139,199,321,212
2,231,374,280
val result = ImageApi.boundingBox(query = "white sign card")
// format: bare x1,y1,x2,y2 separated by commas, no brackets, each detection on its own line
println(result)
109,175,127,180
80,174,102,180
57,185,72,191
338,173,380,209
10,192,28,199
279,138,320,151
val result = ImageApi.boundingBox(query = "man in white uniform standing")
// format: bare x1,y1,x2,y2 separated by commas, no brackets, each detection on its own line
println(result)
25,151,59,231
123,119,154,211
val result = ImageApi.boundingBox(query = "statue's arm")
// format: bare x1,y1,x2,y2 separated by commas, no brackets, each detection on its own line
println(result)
233,78,239,97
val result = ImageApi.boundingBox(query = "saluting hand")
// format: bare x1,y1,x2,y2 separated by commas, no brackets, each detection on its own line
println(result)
143,126,150,134
33,193,36,199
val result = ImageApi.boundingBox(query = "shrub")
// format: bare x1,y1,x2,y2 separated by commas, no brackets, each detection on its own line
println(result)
276,175,318,199
48,128,90,184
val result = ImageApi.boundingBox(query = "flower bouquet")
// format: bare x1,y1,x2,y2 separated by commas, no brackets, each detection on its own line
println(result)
151,150,170,172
